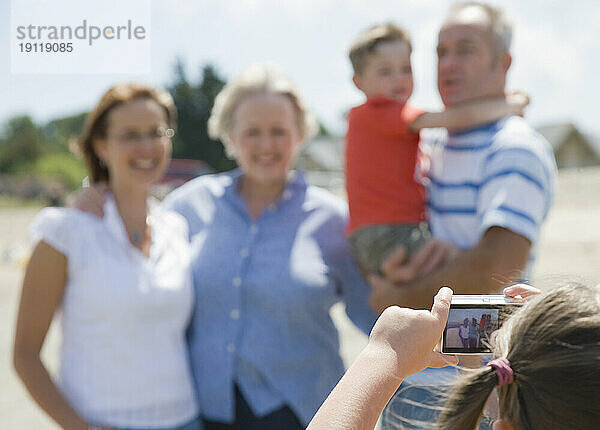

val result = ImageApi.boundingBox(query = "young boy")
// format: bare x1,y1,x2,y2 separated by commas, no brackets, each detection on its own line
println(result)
346,22,527,274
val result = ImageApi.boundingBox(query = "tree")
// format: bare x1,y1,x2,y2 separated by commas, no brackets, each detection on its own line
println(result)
43,112,87,153
0,61,331,180
0,116,43,173
168,60,236,172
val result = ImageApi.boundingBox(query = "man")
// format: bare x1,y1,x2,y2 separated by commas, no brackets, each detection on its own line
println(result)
370,2,556,313
374,3,556,429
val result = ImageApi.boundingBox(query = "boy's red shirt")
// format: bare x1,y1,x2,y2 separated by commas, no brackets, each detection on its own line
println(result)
345,97,426,235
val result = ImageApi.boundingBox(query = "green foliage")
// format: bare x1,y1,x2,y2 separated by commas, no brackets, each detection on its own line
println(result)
168,60,237,172
0,195,45,208
318,121,331,137
43,112,87,153
27,152,87,190
0,115,44,173
0,113,85,191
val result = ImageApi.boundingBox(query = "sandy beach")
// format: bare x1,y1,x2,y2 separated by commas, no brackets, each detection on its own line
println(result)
1,167,599,428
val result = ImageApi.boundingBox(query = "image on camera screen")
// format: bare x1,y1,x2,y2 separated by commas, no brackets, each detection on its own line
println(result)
443,308,500,353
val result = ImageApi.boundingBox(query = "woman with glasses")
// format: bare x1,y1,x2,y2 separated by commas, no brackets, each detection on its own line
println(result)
13,83,201,430
67,64,377,430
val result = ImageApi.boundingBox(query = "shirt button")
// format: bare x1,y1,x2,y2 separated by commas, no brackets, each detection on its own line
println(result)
226,343,236,353
249,224,258,235
232,277,242,287
230,309,240,319
240,248,249,258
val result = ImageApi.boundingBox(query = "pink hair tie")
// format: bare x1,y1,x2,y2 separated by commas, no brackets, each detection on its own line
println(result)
488,357,514,387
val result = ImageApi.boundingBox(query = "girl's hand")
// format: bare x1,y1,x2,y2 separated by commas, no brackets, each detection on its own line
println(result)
368,287,458,379
380,239,460,284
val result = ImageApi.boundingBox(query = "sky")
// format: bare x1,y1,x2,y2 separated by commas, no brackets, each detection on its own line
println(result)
2,0,599,138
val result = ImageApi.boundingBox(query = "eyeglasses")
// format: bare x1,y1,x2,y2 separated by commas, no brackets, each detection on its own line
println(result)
110,127,175,145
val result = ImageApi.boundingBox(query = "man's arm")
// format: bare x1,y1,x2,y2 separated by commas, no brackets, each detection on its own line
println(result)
369,226,530,313
409,92,528,132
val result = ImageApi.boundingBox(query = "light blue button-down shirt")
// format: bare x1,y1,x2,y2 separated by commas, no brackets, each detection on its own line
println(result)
162,168,377,426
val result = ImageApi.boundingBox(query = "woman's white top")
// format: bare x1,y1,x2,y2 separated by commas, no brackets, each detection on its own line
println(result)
459,324,469,339
30,195,199,428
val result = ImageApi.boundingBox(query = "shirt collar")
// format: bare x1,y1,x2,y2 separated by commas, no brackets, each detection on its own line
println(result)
103,193,129,248
103,192,161,250
447,116,507,138
223,168,307,215
364,96,406,108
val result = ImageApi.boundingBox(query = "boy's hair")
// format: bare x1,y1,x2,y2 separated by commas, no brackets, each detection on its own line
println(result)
348,22,412,75
437,283,600,430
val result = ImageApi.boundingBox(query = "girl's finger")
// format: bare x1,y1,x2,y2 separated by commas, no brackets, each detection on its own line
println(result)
430,287,453,326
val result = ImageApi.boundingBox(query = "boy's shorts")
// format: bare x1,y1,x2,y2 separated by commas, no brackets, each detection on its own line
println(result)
348,222,430,274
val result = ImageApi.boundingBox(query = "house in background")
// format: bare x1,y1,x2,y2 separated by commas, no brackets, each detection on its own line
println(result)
295,123,600,195
296,136,345,193
537,123,600,169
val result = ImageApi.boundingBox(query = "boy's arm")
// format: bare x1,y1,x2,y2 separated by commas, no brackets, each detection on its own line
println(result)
409,92,529,132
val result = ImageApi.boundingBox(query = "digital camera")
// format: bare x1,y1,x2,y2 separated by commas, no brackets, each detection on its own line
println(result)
442,295,523,354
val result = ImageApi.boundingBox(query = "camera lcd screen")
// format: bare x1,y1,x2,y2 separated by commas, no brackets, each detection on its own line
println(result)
442,304,519,354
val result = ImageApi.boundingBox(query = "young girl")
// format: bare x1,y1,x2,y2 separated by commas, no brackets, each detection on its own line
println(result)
308,283,600,429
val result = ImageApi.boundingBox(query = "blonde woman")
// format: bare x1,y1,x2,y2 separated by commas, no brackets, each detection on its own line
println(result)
13,84,200,430
70,64,377,429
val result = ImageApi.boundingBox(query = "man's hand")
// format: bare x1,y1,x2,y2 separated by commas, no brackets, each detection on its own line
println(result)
66,183,108,217
380,238,460,284
369,274,435,314
503,283,541,300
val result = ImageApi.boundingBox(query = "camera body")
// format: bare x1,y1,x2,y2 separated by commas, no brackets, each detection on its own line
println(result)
442,295,523,354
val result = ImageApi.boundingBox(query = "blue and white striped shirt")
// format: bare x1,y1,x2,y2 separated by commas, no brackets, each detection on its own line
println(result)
162,169,377,426
419,116,557,278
